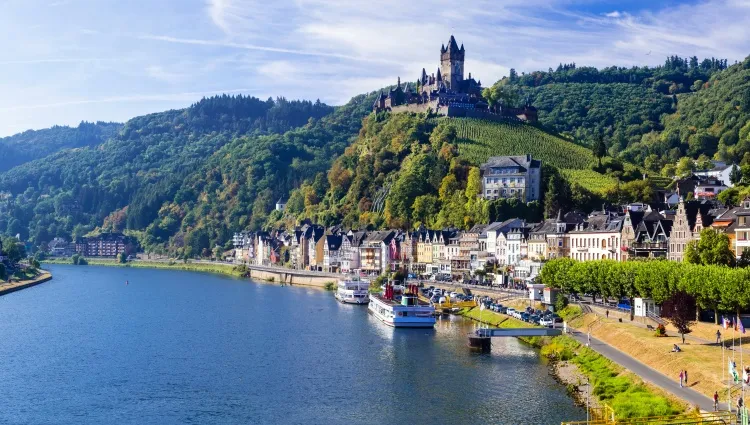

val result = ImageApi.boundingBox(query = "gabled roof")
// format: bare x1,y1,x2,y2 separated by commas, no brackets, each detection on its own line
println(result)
325,235,343,251
480,155,541,171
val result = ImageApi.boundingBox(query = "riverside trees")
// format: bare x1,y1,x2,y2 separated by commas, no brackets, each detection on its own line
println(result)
539,258,750,324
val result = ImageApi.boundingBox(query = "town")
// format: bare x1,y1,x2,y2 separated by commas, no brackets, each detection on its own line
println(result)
228,155,741,284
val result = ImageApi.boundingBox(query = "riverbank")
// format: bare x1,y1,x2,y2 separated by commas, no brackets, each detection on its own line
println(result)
43,258,245,276
41,259,337,288
0,270,53,296
459,307,686,419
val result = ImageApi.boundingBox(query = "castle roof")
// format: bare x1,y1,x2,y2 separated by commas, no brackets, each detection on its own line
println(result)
442,35,462,54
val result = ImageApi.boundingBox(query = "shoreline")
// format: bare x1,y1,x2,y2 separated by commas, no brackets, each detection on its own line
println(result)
458,306,686,419
41,259,337,289
0,271,53,296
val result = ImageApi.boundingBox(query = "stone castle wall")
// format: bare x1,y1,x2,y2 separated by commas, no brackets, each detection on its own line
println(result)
388,103,530,124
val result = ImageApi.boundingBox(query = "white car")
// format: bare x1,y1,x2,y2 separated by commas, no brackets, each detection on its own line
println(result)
505,308,516,317
449,292,460,299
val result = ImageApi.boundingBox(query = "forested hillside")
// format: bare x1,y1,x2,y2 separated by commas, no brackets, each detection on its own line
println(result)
0,121,122,172
277,113,653,233
481,55,750,175
0,93,376,255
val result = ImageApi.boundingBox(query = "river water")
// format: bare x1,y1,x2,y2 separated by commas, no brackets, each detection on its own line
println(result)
0,265,585,424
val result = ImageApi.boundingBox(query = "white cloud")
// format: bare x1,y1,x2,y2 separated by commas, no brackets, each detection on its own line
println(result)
2,0,750,136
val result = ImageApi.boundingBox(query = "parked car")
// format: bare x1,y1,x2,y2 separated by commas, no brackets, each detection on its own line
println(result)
506,308,516,317
520,312,530,322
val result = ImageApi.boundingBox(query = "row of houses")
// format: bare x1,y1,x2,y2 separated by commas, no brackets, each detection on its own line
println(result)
233,195,750,280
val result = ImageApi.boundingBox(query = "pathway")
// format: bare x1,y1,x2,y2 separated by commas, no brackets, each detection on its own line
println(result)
567,328,728,412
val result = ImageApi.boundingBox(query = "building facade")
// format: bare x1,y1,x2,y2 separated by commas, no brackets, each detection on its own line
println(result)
480,155,541,202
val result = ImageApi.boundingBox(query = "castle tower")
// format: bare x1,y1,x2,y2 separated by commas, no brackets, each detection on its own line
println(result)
440,35,465,90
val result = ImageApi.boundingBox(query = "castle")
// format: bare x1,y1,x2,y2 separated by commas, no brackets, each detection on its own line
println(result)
373,35,537,123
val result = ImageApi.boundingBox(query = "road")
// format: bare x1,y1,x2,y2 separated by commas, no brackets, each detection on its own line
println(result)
568,328,728,412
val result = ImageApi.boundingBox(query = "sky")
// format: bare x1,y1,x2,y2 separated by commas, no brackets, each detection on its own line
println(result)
1,0,749,137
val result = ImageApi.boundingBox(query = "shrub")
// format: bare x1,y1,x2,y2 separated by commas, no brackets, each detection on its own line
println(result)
324,281,336,291
655,323,667,337
540,341,574,361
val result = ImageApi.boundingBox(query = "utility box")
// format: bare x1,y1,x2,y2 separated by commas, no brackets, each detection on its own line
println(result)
543,287,560,306
528,283,545,302
634,298,659,317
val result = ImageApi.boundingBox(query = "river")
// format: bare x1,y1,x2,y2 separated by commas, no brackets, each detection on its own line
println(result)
0,265,585,424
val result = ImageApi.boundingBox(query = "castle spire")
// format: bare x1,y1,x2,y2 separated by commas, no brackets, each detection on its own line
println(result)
436,68,442,81
397,76,400,87
448,35,459,53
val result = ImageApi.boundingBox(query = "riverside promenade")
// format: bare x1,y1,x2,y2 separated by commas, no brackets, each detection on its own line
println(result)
0,271,52,296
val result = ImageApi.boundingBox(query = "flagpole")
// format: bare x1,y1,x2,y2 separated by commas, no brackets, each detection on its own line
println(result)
741,314,745,407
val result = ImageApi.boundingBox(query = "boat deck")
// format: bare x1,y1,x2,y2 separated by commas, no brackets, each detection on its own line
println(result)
371,293,432,307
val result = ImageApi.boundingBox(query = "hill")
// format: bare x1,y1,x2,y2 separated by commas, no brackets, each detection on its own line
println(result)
0,93,376,254
280,113,637,232
0,121,122,172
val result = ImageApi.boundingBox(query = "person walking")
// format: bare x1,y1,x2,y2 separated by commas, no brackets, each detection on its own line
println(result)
737,395,743,413
606,309,609,319
717,329,722,345
679,370,684,388
684,370,688,386
714,391,720,411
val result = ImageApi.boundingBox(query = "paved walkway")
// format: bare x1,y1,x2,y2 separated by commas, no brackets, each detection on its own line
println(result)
568,328,729,412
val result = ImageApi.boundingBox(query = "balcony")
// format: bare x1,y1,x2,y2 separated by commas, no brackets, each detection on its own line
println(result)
630,242,668,250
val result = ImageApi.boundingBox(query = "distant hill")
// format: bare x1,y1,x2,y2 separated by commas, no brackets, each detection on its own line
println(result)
0,122,122,172
0,93,376,254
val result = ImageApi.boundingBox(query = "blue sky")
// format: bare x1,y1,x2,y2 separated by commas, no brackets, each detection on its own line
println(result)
1,0,749,137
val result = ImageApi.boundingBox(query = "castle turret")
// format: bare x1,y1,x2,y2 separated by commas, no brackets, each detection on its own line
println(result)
440,35,465,90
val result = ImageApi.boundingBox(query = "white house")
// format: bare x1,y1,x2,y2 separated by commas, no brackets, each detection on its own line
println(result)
568,213,624,261
323,235,343,273
480,155,542,202
694,161,736,187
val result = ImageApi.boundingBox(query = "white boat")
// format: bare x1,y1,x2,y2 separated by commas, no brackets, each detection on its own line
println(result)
334,276,370,305
368,284,436,328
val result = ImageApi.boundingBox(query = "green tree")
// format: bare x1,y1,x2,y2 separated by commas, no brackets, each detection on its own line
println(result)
543,174,571,219
411,195,440,227
1,237,26,264
118,252,127,264
675,157,695,177
684,228,735,267
593,138,607,168
730,164,743,186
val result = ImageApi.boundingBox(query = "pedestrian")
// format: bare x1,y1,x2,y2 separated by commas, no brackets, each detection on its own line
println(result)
714,391,719,411
684,370,688,386
737,396,743,412
717,329,722,345
606,310,609,318
679,370,684,388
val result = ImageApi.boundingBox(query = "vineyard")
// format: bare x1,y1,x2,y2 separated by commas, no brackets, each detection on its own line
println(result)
560,169,618,194
452,118,594,170
450,118,617,193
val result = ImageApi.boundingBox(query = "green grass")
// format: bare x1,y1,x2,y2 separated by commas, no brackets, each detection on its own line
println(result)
452,118,594,170
42,258,245,277
560,169,618,194
556,336,683,419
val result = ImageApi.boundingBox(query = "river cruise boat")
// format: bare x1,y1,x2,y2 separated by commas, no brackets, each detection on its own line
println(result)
368,284,436,328
334,276,370,305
